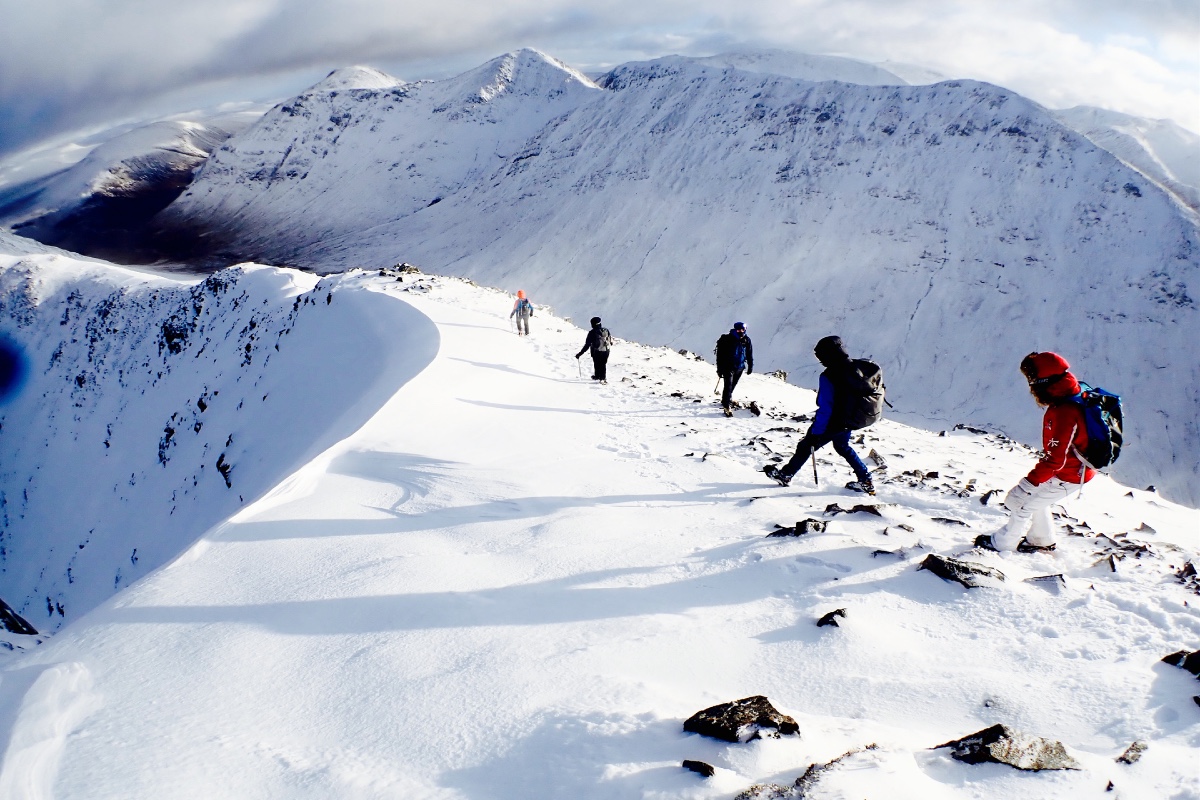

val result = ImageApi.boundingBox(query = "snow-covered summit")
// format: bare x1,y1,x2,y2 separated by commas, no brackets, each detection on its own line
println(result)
695,49,908,86
308,65,404,92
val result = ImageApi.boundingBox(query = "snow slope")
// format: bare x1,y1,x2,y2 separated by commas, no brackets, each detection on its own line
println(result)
0,240,436,633
1053,106,1200,215
160,52,1200,506
694,50,907,86
0,263,1196,799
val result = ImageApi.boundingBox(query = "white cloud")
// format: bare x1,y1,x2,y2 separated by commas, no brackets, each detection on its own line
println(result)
0,0,1196,156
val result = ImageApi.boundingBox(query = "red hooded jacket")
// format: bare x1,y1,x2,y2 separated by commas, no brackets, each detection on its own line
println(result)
1021,357,1095,486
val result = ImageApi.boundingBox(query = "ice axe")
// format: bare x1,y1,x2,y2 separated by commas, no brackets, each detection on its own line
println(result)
812,458,819,486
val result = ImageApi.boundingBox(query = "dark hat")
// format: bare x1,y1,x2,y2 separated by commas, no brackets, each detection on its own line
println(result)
733,321,745,331
590,317,602,327
814,335,850,366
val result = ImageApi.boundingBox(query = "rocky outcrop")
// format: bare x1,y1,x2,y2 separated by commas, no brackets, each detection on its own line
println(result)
934,724,1080,770
918,554,1006,588
817,609,847,628
681,759,715,777
0,597,37,635
1161,649,1200,677
683,696,799,743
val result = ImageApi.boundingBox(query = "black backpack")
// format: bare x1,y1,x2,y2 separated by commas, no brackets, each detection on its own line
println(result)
596,327,613,352
839,359,886,429
1072,382,1123,469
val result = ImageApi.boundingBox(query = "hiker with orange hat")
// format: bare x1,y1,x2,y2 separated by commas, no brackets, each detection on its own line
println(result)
982,351,1096,553
510,290,534,336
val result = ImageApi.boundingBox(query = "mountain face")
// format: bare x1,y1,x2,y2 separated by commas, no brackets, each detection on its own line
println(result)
157,48,602,261
0,114,260,262
152,51,1200,506
0,235,436,630
1053,106,1200,215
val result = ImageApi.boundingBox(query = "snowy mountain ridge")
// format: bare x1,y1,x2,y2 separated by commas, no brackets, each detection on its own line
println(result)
0,239,435,634
157,51,1200,506
0,245,1196,798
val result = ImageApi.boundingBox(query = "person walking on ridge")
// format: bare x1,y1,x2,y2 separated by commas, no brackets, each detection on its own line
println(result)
714,322,753,417
576,317,613,383
510,290,534,336
981,352,1096,553
763,335,879,494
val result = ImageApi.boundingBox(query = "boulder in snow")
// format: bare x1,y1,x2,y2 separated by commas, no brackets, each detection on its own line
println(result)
934,724,1080,771
681,759,715,777
1116,741,1147,764
918,554,1005,588
683,695,799,743
1161,649,1200,678
768,519,826,537
816,608,847,627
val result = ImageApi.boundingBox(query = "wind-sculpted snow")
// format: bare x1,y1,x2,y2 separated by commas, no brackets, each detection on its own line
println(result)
159,53,1199,505
0,272,1195,798
0,252,438,631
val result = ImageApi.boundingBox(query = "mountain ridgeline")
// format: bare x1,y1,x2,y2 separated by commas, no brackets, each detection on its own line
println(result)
150,50,1199,505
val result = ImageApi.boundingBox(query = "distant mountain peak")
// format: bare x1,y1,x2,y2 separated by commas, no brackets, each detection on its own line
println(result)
309,65,404,93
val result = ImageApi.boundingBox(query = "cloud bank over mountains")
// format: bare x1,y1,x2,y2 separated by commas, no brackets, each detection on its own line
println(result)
1,0,1196,158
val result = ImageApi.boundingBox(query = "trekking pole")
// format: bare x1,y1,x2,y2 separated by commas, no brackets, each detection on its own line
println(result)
577,357,582,379
812,458,819,486
714,377,721,395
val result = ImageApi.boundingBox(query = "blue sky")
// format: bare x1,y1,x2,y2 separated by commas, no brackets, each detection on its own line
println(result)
0,0,1196,157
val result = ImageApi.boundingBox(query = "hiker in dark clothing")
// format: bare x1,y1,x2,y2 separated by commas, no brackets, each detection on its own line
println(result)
764,335,876,494
714,322,753,417
576,317,613,383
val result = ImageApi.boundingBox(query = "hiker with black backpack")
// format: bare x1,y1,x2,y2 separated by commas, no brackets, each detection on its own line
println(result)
510,290,534,336
576,317,614,383
714,322,754,417
980,351,1121,553
764,335,884,495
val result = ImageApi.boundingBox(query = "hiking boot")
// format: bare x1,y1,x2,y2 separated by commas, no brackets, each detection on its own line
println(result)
722,407,733,418
764,465,791,487
845,480,875,495
1016,539,1057,554
973,534,999,552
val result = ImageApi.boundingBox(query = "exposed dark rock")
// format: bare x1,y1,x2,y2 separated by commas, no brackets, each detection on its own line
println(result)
1177,562,1199,594
931,516,969,526
0,597,38,635
682,759,715,777
896,523,915,532
683,695,799,743
934,724,1080,770
918,554,1006,588
825,503,882,517
872,548,901,558
1161,649,1200,677
734,745,876,800
1025,574,1066,593
817,608,846,627
980,489,1002,506
768,519,826,537
1116,741,1147,764
749,401,762,416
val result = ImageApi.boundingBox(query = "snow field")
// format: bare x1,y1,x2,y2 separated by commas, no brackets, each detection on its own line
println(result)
0,268,1196,798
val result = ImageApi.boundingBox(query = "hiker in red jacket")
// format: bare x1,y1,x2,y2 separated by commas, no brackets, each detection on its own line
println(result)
986,352,1095,552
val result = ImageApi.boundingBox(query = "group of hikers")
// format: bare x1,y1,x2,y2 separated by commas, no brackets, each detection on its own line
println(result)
510,290,1122,555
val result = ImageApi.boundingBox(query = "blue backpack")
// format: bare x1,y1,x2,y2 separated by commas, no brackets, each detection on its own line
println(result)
1073,382,1123,469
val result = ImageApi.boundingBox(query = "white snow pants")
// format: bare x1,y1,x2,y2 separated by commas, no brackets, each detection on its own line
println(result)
993,477,1078,552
